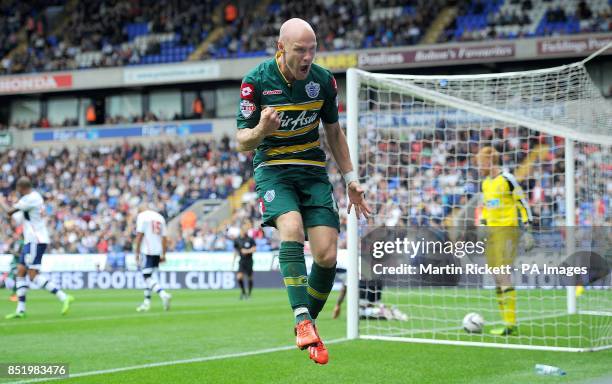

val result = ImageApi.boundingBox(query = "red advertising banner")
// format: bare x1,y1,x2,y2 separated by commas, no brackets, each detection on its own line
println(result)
0,74,72,93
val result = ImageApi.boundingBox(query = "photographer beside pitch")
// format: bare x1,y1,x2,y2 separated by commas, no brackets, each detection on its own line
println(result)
236,18,370,364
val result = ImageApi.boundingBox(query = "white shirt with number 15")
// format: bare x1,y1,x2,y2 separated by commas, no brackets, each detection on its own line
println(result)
136,210,167,256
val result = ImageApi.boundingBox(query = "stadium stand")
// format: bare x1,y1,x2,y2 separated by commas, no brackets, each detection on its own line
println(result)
0,138,254,254
208,0,442,58
444,0,610,41
218,123,610,251
6,111,177,131
0,1,609,252
1,0,609,73
1,0,216,74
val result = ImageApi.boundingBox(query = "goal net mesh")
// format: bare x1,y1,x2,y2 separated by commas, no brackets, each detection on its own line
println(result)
349,61,612,351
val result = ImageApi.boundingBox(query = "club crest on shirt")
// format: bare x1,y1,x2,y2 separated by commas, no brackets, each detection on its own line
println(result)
240,100,256,118
264,189,276,203
305,81,320,98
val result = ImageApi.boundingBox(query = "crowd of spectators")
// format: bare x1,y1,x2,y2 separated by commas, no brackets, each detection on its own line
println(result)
1,0,215,75
0,137,253,254
0,123,608,256
208,121,609,250
207,0,442,59
445,0,610,42
0,0,609,74
0,1,64,71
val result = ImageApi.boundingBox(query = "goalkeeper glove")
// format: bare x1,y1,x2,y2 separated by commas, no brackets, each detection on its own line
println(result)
522,223,535,251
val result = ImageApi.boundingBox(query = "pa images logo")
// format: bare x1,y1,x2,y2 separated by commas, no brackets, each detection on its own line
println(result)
305,81,320,98
264,189,276,203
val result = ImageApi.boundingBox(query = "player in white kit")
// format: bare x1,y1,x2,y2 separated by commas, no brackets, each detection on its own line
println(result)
1,177,74,319
135,205,172,312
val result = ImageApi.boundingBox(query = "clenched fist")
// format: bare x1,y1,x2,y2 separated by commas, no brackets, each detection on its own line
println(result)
259,107,281,135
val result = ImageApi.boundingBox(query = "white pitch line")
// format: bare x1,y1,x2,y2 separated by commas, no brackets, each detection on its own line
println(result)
8,338,348,384
0,304,281,327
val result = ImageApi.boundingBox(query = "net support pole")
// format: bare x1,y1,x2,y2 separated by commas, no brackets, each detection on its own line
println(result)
346,68,360,339
565,139,577,314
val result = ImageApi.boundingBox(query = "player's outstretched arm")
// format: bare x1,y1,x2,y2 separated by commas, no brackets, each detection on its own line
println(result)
0,195,19,218
236,107,281,151
134,232,144,266
332,284,347,319
161,236,168,263
323,122,372,219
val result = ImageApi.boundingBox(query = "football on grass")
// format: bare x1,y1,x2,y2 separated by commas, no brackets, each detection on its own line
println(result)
463,313,484,333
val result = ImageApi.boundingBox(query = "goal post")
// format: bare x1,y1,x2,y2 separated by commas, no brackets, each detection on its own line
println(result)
346,67,360,340
345,46,612,351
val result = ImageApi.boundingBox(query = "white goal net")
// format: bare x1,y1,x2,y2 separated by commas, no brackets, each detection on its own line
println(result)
345,46,612,352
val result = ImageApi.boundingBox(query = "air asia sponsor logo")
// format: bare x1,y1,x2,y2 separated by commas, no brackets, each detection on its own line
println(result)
240,100,256,118
262,89,282,95
278,110,319,131
305,81,320,98
240,83,255,99
538,37,612,55
0,74,72,93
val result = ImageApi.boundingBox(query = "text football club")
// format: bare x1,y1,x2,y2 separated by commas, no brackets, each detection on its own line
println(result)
35,271,286,289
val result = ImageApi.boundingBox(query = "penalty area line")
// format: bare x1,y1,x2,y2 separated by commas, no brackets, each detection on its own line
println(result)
9,338,348,384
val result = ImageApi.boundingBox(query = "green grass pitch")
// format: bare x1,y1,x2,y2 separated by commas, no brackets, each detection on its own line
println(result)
1,289,610,384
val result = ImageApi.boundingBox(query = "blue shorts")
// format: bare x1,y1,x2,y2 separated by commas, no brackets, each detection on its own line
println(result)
142,255,160,275
19,243,48,270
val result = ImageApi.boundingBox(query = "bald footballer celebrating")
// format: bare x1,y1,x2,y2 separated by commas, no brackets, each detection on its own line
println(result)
236,18,370,364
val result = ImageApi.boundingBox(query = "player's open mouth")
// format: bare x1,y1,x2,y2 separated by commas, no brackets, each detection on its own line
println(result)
299,64,310,74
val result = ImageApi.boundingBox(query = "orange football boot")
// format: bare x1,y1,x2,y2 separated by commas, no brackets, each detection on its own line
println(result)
295,319,320,350
308,326,328,364
308,340,329,365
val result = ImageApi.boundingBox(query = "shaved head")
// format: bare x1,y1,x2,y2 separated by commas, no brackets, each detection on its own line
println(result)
279,18,315,45
277,18,317,82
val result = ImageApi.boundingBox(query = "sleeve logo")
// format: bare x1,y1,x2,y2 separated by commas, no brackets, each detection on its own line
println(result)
241,83,255,99
331,76,337,92
240,100,256,118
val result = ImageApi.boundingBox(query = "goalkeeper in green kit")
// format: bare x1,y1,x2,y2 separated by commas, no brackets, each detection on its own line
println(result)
236,18,371,365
